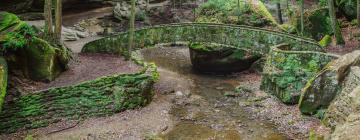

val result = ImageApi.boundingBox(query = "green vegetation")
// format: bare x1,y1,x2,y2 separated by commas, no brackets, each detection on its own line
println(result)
261,44,335,104
195,0,277,27
0,12,35,52
0,64,158,133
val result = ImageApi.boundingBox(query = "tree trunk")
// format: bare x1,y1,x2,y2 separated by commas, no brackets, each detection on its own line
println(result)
44,0,53,40
328,0,345,45
237,0,240,22
277,2,283,24
300,0,304,36
55,0,62,44
127,0,136,60
357,0,360,27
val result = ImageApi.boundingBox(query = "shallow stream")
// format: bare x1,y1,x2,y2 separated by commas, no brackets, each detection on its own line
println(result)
140,46,288,140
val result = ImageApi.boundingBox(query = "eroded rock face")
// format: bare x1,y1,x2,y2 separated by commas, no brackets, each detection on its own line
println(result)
189,43,261,73
323,66,360,129
299,51,360,115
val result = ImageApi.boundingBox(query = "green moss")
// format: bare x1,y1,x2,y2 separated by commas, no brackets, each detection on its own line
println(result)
0,12,20,32
318,35,332,47
0,65,158,133
0,57,8,112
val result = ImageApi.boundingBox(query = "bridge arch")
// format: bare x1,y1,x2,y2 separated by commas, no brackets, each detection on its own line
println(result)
82,23,324,54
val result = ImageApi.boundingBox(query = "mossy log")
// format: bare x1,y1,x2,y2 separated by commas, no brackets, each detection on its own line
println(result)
0,64,158,133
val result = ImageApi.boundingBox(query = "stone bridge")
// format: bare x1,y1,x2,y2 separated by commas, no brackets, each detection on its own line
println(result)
82,22,324,54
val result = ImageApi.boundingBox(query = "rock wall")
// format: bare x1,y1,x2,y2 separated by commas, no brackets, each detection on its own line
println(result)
323,66,360,129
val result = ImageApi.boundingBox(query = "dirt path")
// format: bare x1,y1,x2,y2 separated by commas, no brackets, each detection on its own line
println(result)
13,53,140,92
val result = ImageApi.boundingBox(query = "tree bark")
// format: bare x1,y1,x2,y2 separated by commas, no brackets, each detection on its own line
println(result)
300,0,304,36
277,2,283,24
357,0,360,27
237,0,240,22
127,0,136,60
44,0,53,39
55,0,62,44
328,0,345,45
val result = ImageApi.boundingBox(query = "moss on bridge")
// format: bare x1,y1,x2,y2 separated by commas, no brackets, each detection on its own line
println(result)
82,23,323,55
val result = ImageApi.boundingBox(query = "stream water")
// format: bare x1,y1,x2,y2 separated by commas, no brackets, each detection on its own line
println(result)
140,46,288,140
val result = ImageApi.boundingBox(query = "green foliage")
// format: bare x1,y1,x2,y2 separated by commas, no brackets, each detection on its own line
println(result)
0,12,35,52
318,35,332,47
0,12,20,32
195,0,274,27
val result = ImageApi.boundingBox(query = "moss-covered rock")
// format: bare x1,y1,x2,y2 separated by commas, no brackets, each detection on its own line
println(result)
0,64,158,133
322,66,360,129
0,12,70,82
299,51,360,115
0,57,8,112
292,7,336,41
261,44,336,104
189,43,261,73
195,0,278,28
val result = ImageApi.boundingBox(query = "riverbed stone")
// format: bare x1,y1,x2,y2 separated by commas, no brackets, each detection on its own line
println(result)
299,50,360,114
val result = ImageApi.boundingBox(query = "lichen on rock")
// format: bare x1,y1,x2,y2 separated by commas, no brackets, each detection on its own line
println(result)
299,50,360,115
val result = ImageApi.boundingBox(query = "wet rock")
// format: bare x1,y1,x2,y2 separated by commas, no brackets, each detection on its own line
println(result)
323,67,360,129
299,51,360,115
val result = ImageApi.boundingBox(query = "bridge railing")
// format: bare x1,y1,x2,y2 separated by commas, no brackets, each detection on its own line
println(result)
82,23,323,55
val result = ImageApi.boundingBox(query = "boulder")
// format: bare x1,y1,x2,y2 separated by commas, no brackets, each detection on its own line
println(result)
113,0,147,21
292,7,336,41
331,111,360,140
323,66,360,129
0,57,7,112
62,26,89,41
189,43,261,73
299,51,360,114
6,37,71,82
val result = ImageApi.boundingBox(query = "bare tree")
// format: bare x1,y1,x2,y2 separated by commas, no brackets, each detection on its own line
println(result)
300,0,304,35
357,0,360,27
327,0,345,45
127,0,136,60
44,0,53,39
55,0,62,44
276,1,283,24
